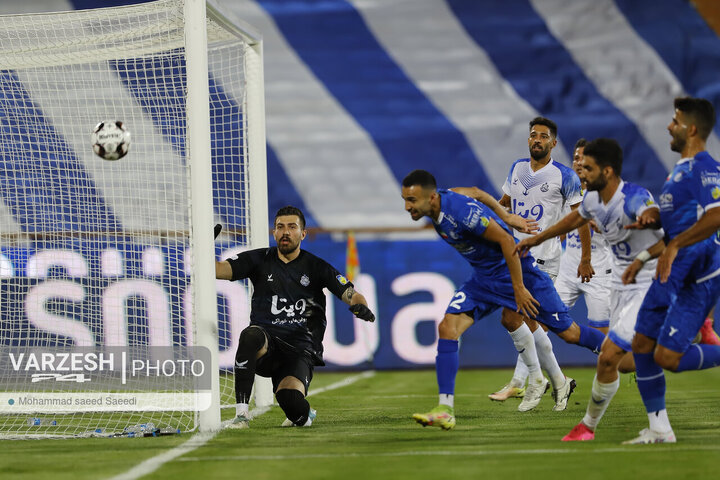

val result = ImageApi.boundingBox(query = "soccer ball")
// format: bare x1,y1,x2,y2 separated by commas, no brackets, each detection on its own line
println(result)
91,121,130,160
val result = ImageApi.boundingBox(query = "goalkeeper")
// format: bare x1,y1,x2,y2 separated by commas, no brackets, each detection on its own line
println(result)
215,206,375,429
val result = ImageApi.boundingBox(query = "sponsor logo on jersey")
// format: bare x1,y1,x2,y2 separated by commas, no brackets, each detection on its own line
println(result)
464,205,482,229
267,274,273,282
673,172,683,182
300,274,310,286
540,182,549,192
336,275,348,285
659,193,674,211
669,326,678,337
701,172,720,186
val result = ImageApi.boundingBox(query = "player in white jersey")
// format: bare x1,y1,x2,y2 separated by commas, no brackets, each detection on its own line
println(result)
514,138,665,441
554,139,613,333
490,117,590,410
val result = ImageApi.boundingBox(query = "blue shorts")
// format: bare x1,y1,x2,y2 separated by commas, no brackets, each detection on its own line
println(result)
636,243,720,351
445,257,573,333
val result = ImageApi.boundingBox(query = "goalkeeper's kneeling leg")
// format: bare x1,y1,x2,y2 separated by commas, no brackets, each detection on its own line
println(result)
276,389,312,426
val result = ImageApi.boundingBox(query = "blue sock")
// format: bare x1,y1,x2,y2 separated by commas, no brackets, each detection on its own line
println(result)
634,352,666,413
578,324,605,354
675,344,720,372
436,339,459,395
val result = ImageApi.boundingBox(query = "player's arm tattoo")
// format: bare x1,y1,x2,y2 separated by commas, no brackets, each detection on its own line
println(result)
342,286,355,305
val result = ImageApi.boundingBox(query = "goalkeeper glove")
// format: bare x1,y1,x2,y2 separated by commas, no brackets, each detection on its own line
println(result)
349,304,375,322
214,224,222,239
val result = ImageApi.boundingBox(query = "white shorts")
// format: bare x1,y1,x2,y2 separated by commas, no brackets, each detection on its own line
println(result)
554,271,612,328
606,287,650,352
536,260,559,282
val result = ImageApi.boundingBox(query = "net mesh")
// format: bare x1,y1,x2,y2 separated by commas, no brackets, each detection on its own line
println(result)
0,0,256,438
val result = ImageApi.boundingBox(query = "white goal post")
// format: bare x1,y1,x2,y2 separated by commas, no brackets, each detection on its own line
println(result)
0,0,271,438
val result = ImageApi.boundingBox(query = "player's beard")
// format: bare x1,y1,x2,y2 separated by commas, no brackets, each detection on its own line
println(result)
585,173,607,191
529,143,549,160
670,132,686,153
277,236,300,255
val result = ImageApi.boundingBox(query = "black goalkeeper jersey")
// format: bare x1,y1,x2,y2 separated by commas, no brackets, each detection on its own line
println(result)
227,247,352,364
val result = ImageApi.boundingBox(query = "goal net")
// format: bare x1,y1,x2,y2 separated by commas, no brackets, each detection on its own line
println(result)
0,0,268,438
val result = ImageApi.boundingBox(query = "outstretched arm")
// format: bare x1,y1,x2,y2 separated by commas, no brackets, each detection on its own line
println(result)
482,219,539,318
451,187,538,234
213,225,233,280
216,261,232,280
342,286,375,322
514,210,589,257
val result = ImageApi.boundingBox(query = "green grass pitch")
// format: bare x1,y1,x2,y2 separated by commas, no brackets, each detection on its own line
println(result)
1,367,718,479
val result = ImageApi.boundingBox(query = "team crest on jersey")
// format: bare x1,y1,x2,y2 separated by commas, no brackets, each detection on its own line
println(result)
712,186,720,200
300,274,310,286
673,172,683,182
512,178,518,185
540,182,549,192
644,199,655,206
336,274,348,285
481,216,490,227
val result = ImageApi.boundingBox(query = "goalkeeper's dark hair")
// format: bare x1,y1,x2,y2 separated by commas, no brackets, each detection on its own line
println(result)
583,138,623,176
402,170,437,190
674,96,716,141
529,116,558,138
275,205,306,230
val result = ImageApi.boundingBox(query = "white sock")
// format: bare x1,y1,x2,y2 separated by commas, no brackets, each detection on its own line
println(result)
508,323,542,384
236,403,249,417
439,394,454,408
648,409,673,433
510,355,529,388
582,375,619,430
533,328,565,389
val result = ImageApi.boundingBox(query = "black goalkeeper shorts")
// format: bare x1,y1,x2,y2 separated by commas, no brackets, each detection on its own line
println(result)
255,331,315,395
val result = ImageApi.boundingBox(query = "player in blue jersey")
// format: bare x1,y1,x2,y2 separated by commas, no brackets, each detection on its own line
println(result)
513,138,665,441
402,170,605,429
621,97,720,444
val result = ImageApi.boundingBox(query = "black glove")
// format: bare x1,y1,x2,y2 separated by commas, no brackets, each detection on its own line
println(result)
214,224,222,239
349,304,375,322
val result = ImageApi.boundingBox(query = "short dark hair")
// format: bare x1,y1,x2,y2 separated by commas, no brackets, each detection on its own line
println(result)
402,170,437,190
529,117,558,138
274,205,306,229
574,138,587,150
674,96,716,141
582,138,623,176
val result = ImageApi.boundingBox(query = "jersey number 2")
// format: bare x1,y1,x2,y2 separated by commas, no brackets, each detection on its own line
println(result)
449,292,467,310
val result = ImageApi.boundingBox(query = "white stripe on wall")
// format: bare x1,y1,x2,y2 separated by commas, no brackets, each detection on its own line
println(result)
351,0,571,191
224,0,416,229
532,0,720,170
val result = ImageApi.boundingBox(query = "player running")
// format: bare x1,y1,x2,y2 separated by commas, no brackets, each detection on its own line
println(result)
402,170,605,429
513,138,665,441
215,206,375,429
623,97,720,444
554,139,613,337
